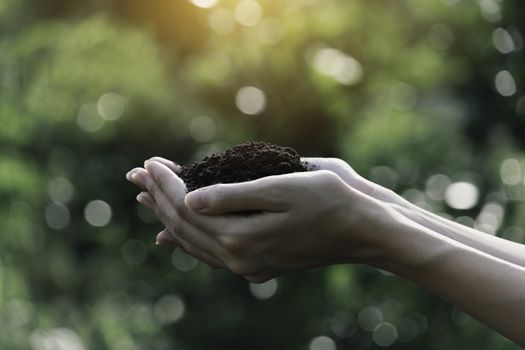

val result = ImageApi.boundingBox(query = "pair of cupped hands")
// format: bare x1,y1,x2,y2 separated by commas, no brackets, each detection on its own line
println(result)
126,157,407,283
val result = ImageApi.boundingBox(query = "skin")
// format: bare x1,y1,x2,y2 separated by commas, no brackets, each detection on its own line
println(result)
126,158,525,346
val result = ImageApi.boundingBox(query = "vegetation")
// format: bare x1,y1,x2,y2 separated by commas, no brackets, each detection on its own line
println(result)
1,0,524,348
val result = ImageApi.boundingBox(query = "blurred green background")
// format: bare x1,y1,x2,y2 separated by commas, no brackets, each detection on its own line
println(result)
1,0,524,349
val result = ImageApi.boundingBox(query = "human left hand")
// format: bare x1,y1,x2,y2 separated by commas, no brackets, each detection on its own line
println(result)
127,160,390,282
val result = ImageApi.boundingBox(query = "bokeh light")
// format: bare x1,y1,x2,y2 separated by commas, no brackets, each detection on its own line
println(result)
475,202,505,234
189,115,217,142
235,86,267,115
425,174,451,201
309,336,336,350
29,328,84,350
330,311,356,337
500,158,522,185
445,182,479,210
45,203,70,230
312,48,363,86
190,0,218,9
97,92,125,121
234,0,263,27
84,199,112,227
154,295,185,325
372,322,398,347
492,28,515,54
171,248,199,271
249,279,278,299
494,70,516,96
76,103,104,133
256,18,283,45
478,0,502,23
209,8,235,34
47,177,75,204
358,306,383,331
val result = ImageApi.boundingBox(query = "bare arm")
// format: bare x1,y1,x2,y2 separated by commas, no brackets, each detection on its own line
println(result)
368,208,525,345
394,204,525,267
127,160,525,346
304,157,525,268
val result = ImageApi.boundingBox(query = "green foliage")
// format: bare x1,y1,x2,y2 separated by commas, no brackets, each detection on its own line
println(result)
1,0,524,349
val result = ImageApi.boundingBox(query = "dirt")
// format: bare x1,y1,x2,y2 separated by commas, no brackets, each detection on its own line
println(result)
179,141,308,192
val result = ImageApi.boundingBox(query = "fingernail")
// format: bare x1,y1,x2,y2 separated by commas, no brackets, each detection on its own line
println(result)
136,192,145,202
126,171,131,180
185,190,206,211
156,238,175,246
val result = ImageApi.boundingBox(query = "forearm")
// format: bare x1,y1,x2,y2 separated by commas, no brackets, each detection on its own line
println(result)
393,202,525,268
315,160,525,267
371,209,525,346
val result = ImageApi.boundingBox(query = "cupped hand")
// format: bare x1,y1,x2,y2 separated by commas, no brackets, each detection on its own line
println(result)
302,157,412,209
128,160,390,282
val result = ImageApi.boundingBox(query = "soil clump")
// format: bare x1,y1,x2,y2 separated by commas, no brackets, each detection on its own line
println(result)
179,141,307,192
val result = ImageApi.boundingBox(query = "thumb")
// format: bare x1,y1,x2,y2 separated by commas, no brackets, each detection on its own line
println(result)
184,179,289,215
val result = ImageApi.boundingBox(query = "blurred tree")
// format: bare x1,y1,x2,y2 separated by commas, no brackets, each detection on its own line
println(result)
1,0,524,349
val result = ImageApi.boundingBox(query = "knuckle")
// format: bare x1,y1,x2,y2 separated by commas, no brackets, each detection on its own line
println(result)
221,235,244,256
315,170,344,189
327,157,345,166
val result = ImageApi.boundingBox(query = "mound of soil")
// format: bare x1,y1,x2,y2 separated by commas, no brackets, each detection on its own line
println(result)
179,141,308,192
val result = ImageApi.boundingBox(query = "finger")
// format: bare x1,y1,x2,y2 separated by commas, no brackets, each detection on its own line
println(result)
183,175,295,215
134,172,228,260
132,169,176,211
300,157,376,195
147,157,182,174
137,191,155,209
145,161,187,209
133,170,192,242
156,228,178,246
127,167,147,189
301,157,362,178
126,167,142,181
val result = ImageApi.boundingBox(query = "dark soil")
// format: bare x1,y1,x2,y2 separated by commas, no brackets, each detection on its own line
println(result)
179,141,308,192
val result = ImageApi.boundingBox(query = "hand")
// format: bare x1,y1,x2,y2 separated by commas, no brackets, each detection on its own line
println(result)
127,157,183,246
128,161,392,282
302,157,410,208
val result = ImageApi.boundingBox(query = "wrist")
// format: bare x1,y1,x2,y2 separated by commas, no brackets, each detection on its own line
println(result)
335,186,409,266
